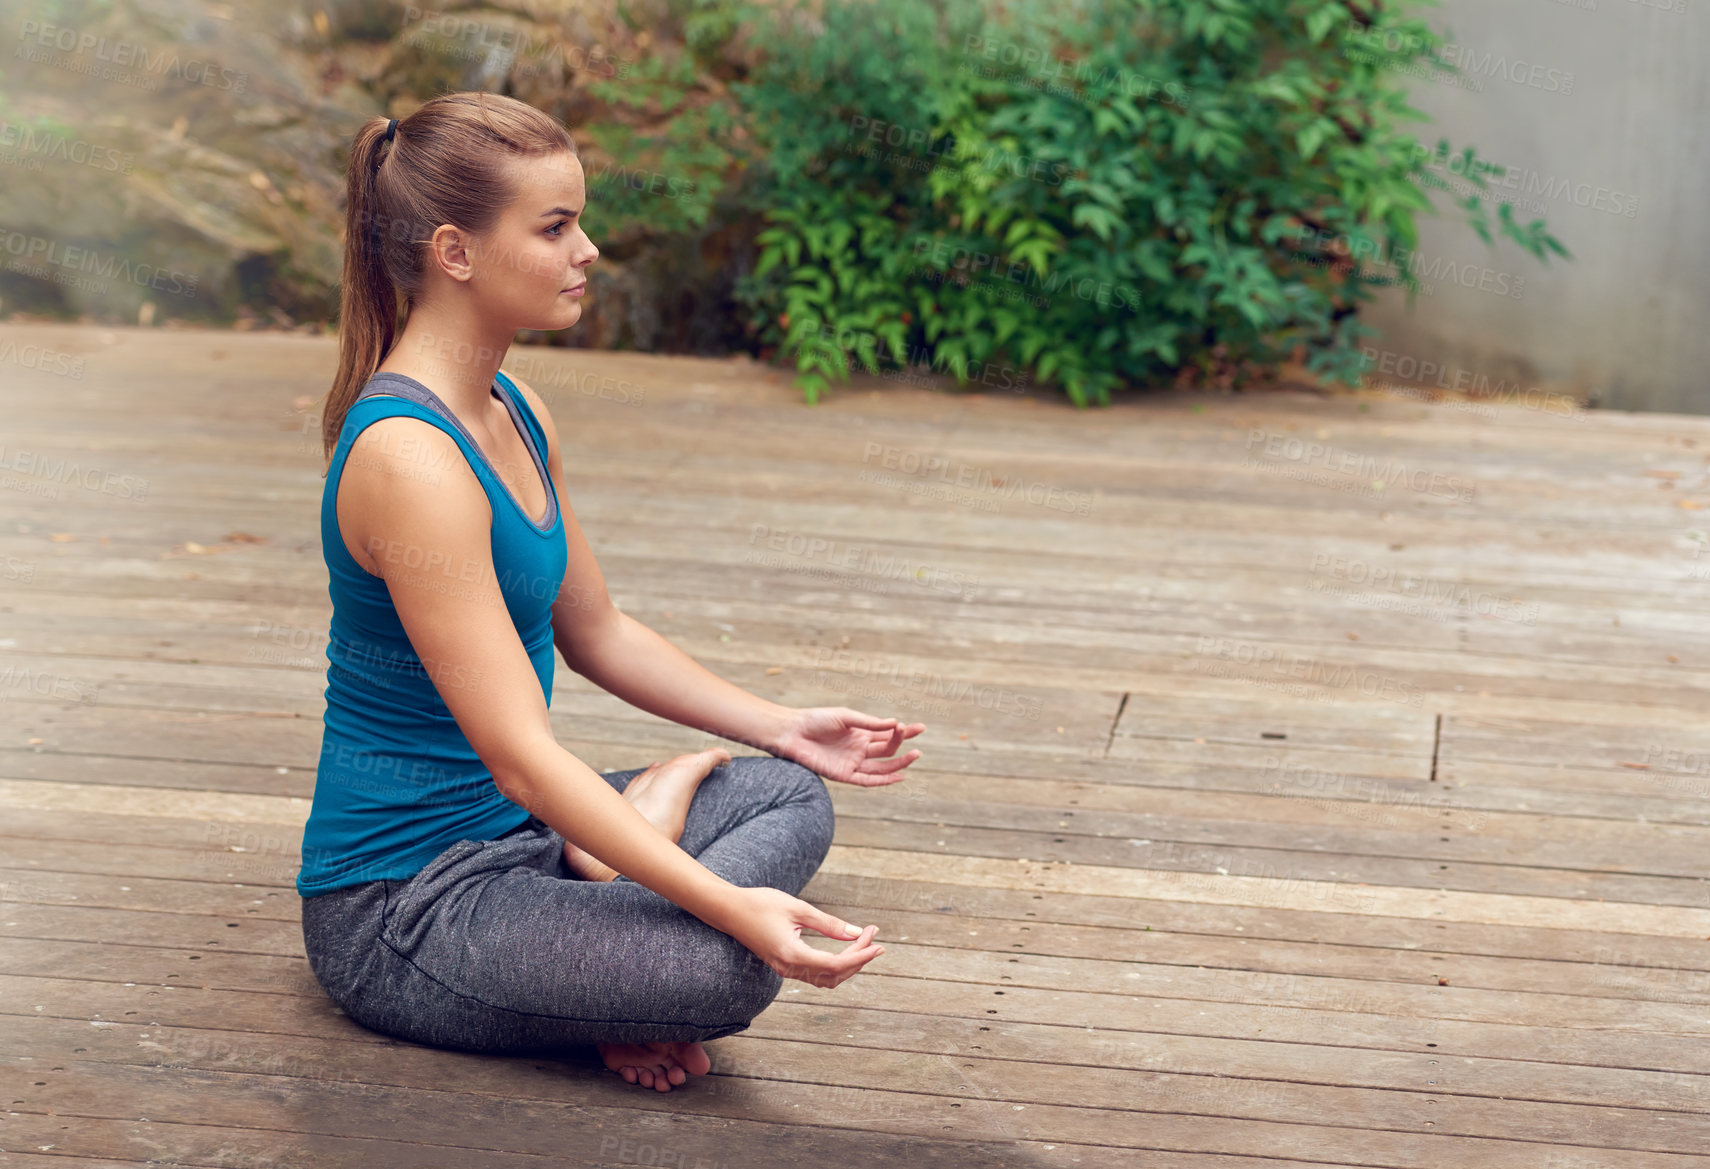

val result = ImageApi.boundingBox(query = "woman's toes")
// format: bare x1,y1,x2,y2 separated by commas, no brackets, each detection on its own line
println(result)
673,1042,712,1076
598,1041,705,1091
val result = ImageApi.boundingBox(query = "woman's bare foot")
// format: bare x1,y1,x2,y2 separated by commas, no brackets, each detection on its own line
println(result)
561,749,731,881
623,748,730,843
596,1039,712,1092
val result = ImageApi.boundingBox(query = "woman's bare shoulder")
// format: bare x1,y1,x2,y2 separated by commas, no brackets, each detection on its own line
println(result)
343,414,478,492
338,416,488,572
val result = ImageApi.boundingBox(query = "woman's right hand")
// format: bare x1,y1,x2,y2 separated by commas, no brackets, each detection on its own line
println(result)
724,886,884,989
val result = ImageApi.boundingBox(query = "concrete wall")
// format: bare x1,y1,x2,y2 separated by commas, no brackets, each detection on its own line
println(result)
1359,0,1710,414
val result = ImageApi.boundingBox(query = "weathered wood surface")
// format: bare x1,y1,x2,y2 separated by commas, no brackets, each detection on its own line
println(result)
3,322,1709,1167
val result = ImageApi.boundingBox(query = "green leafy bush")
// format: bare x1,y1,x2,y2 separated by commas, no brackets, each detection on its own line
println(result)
725,0,1569,405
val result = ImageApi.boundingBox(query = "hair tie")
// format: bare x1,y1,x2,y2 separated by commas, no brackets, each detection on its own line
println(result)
383,118,398,144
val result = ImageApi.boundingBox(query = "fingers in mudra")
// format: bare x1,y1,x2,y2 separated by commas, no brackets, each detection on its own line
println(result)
779,923,882,989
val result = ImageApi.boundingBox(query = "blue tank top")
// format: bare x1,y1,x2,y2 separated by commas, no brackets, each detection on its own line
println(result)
297,368,568,897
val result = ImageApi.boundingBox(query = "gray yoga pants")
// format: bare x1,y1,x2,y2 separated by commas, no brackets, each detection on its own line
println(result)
299,755,835,1054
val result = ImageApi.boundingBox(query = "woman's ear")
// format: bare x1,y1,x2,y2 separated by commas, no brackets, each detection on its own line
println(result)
429,223,475,283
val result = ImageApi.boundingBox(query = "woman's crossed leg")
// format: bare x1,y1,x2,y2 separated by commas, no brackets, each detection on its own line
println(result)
302,754,835,1090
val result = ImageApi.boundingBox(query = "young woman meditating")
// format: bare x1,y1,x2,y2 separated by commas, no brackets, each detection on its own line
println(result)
297,91,925,1093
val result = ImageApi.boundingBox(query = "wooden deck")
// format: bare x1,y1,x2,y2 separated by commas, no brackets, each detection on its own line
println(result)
3,320,1709,1168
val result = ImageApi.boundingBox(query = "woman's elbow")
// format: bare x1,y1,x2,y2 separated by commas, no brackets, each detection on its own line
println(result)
488,729,562,804
553,602,625,673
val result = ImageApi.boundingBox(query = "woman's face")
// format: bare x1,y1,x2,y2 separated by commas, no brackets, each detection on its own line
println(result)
473,150,598,331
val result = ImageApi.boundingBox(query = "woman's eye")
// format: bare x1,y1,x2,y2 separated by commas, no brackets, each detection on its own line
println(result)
546,221,566,237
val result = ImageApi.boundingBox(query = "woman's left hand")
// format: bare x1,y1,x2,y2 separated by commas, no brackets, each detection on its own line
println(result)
771,707,925,787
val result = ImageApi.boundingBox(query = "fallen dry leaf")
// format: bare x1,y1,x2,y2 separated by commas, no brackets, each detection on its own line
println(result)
1618,762,1651,770
764,667,783,676
48,533,75,542
1680,500,1705,510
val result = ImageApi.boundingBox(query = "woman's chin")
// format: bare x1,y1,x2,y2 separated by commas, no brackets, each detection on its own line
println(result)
529,301,581,331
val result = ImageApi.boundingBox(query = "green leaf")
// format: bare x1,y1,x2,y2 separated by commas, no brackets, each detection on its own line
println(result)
796,372,828,403
1012,239,1053,274
1071,204,1120,241
1297,122,1327,160
1306,3,1347,44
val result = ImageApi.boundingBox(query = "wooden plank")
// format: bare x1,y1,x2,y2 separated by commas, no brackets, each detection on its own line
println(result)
4,792,1702,914
6,860,1708,1013
0,1153,171,1169
815,846,1710,938
16,949,1710,1107
0,1056,1103,1169
7,1020,1708,1166
2,776,1704,915
0,1111,1415,1169
9,909,1710,1114
7,889,1706,1027
4,567,1708,716
0,1034,1174,1164
7,759,1704,900
11,726,1710,880
5,544,1707,676
11,968,1709,1118
10,859,1708,991
18,939,1710,1083
3,919,1704,1044
4,727,1707,832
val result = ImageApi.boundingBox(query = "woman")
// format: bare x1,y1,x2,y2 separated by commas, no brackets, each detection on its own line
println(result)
297,92,925,1093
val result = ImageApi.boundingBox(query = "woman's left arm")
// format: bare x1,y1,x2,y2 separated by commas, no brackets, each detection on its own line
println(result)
563,609,925,786
510,371,925,787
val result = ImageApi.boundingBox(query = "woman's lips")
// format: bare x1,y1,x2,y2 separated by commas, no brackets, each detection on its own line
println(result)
561,284,586,296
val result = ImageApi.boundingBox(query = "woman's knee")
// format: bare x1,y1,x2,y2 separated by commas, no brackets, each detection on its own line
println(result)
744,755,830,807
747,757,834,854
800,771,835,862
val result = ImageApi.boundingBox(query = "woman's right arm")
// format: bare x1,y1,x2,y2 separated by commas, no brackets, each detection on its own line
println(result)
341,417,882,987
499,736,881,987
